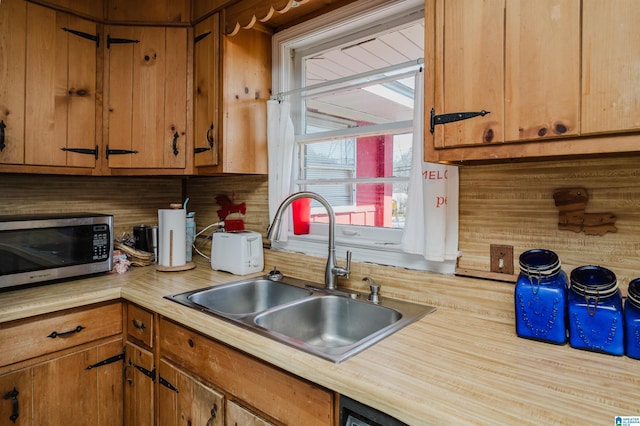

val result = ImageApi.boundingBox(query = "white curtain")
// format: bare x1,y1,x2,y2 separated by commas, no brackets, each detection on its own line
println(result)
401,71,460,262
267,99,296,241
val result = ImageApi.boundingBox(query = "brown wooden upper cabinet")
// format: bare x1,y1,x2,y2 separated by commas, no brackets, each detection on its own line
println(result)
0,0,98,172
425,0,640,163
193,14,220,168
194,27,270,175
106,26,190,172
581,0,640,135
107,0,190,24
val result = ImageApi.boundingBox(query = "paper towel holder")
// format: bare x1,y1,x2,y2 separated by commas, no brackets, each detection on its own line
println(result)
157,203,196,272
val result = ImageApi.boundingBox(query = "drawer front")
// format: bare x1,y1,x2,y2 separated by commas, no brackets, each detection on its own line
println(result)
127,303,154,348
160,318,333,426
0,302,123,367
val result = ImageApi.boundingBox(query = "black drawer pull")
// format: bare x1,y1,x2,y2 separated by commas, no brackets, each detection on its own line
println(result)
47,325,85,339
132,319,146,331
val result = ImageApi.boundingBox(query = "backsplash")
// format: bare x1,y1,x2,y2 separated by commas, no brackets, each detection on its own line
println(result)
0,174,182,237
3,154,639,287
458,155,640,288
188,155,640,287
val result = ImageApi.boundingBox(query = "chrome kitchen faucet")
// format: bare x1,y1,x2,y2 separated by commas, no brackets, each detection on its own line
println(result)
266,191,351,290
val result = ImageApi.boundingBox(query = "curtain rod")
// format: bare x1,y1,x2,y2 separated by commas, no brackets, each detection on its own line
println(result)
272,58,424,101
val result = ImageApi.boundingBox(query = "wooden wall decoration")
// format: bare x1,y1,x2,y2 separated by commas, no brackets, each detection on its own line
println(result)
553,188,617,236
224,0,309,35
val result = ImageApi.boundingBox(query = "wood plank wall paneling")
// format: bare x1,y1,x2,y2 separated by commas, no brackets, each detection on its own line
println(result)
0,174,182,236
3,154,639,293
185,155,640,291
185,175,270,235
458,155,640,289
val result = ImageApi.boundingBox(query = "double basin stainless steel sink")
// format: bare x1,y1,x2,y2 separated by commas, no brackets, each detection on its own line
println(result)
165,275,436,363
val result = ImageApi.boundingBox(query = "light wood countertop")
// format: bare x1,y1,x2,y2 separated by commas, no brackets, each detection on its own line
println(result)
1,257,638,425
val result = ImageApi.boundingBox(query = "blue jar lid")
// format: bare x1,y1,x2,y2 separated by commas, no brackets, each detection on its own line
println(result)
570,265,618,298
628,278,640,308
519,249,561,278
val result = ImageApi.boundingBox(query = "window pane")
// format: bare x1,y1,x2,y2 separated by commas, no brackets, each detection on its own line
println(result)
303,74,416,134
304,182,407,229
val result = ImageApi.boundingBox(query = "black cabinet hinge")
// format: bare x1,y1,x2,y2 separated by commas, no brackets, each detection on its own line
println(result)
61,146,99,160
159,376,179,393
195,31,212,43
132,364,156,381
106,145,138,159
430,108,490,134
62,27,100,47
86,351,125,370
107,35,140,49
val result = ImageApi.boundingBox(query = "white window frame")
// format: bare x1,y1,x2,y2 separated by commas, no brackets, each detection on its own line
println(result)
271,0,456,274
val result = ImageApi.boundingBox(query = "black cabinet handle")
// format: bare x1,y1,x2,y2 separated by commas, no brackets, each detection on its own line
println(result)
205,402,218,426
3,387,19,424
194,123,215,154
172,132,179,156
0,120,6,152
47,325,85,339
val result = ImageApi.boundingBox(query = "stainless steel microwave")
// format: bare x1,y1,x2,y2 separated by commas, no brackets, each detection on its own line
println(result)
0,213,113,290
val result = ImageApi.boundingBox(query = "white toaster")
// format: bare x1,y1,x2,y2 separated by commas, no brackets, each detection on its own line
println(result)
211,231,264,275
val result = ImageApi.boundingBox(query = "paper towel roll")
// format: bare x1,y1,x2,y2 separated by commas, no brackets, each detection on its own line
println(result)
158,208,187,267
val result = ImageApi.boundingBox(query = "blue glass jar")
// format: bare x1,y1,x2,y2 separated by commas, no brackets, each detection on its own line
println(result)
514,249,567,344
625,278,640,360
568,266,624,356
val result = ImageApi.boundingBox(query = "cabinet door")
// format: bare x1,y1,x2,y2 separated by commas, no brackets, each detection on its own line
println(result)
160,319,334,425
107,26,188,170
194,14,220,167
431,0,579,148
582,0,640,134
25,4,98,168
226,400,274,426
0,0,26,166
0,368,33,426
158,360,224,426
433,0,504,148
221,28,269,174
504,0,580,141
124,342,154,426
32,339,123,426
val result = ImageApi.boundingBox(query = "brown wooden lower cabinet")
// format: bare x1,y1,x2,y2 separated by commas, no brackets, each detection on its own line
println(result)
226,400,274,426
1,302,335,425
159,318,335,425
0,302,124,426
0,338,123,426
158,359,225,426
124,342,155,426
